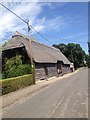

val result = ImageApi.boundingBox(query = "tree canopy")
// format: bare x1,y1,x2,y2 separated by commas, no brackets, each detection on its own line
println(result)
53,43,89,68
88,42,90,55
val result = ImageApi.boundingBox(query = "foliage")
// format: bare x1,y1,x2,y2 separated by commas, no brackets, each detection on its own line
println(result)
0,74,32,95
53,43,86,68
2,54,32,79
3,64,32,79
53,43,67,54
0,73,2,79
85,54,90,68
4,54,22,70
88,42,90,55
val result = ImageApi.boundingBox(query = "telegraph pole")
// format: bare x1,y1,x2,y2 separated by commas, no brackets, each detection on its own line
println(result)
28,20,35,84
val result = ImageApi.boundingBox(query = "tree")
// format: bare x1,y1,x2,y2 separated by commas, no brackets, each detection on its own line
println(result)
53,43,85,69
85,54,90,68
4,54,22,71
53,43,67,55
88,42,90,55
3,54,22,78
2,54,32,79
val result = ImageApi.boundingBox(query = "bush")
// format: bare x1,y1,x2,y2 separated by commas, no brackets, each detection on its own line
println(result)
0,73,2,79
0,74,32,95
2,64,32,79
4,54,22,70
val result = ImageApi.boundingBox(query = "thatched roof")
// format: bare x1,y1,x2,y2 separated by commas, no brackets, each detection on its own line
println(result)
2,31,70,64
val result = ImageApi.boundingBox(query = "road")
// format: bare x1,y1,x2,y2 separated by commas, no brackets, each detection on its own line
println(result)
2,68,88,118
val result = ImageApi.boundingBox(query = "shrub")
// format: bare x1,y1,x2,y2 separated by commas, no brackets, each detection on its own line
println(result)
3,54,32,79
0,73,2,79
4,54,22,70
2,64,32,79
0,74,32,95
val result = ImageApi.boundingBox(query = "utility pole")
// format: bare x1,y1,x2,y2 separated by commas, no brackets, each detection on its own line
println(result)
28,20,35,84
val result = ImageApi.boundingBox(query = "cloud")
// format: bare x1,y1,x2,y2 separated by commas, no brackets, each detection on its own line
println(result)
45,16,68,31
32,15,74,34
0,2,80,45
0,2,43,40
66,32,88,39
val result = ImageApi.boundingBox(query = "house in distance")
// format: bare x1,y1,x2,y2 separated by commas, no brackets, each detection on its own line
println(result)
2,31,72,80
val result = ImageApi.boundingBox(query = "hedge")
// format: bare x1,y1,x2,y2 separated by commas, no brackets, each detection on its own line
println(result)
0,74,32,95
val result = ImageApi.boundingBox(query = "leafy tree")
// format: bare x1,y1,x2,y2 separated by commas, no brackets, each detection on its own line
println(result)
88,42,90,55
53,43,67,55
3,54,22,78
53,43,86,69
85,54,90,68
2,54,32,79
3,64,32,79
4,54,22,71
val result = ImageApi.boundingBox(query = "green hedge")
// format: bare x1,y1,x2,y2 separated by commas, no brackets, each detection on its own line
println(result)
0,74,32,95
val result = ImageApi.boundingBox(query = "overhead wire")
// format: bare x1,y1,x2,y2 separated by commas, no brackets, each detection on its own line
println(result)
0,2,87,45
0,2,53,44
42,33,87,43
0,2,28,24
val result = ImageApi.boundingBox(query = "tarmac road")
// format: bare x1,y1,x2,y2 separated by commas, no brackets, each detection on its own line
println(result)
2,68,88,118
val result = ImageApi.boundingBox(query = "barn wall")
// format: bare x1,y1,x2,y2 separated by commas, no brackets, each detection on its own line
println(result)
35,63,71,80
61,64,71,75
35,63,57,80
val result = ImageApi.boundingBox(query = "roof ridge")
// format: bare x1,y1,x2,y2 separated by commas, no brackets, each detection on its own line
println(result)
12,31,27,39
12,31,55,50
32,40,60,51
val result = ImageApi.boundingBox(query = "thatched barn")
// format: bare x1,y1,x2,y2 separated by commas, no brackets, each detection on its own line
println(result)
2,31,71,80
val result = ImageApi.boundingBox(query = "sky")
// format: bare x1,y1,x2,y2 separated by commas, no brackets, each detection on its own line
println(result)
0,2,88,53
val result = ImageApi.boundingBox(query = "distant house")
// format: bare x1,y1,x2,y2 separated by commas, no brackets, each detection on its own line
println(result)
2,31,71,80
